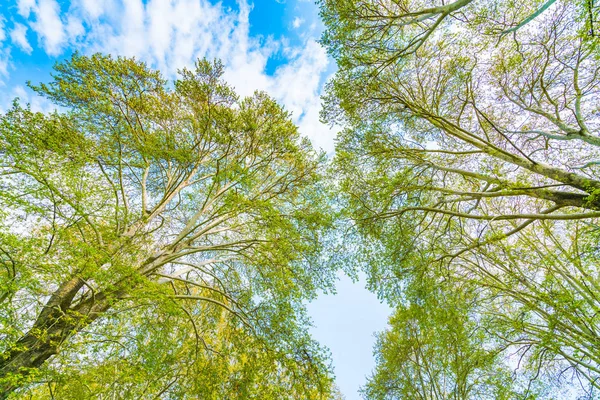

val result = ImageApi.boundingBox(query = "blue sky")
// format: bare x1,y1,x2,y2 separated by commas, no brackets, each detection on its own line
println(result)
0,1,391,398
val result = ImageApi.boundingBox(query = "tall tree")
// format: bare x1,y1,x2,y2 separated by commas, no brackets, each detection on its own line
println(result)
321,0,600,395
0,54,336,398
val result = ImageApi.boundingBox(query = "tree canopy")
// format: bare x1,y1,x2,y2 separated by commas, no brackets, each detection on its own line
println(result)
0,53,337,399
2,0,600,398
320,0,600,397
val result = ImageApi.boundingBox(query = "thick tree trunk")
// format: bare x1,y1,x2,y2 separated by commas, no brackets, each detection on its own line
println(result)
0,251,166,398
0,325,71,399
0,276,108,399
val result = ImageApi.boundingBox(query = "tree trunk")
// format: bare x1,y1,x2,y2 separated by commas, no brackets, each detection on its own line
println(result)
0,276,109,399
0,249,171,397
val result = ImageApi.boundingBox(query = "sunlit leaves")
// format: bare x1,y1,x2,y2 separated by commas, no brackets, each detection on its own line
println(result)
0,53,336,398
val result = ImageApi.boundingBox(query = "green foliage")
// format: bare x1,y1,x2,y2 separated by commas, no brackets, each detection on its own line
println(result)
320,0,600,397
363,278,524,400
0,54,336,398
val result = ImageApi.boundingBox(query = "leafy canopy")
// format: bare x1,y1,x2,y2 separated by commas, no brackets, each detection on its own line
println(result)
0,53,337,399
320,0,600,397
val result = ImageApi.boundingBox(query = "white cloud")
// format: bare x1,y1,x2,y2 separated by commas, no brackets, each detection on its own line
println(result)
17,0,37,18
0,49,9,79
0,17,6,43
0,19,9,78
15,0,69,55
76,0,114,19
65,15,84,39
10,23,33,54
31,0,67,55
292,17,304,29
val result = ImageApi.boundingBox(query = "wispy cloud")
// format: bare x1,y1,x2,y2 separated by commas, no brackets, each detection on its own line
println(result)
0,17,6,43
31,0,67,55
10,23,32,54
17,0,37,18
0,18,8,77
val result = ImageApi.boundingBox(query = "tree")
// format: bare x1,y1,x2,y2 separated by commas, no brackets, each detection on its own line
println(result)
321,0,600,395
362,276,525,400
0,53,337,398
